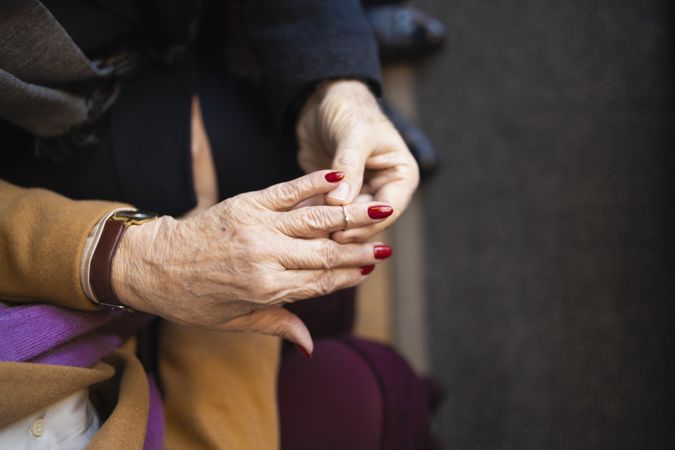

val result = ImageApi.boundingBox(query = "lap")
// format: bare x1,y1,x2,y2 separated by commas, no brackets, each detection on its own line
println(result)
278,336,432,450
159,322,281,450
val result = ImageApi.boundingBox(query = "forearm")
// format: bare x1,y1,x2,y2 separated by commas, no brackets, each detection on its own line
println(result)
0,179,130,310
239,0,382,127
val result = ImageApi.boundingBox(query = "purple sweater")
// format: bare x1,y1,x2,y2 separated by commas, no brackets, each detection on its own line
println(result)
0,302,162,449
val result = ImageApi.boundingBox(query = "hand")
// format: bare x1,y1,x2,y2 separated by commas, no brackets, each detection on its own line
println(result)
297,80,420,243
110,170,394,354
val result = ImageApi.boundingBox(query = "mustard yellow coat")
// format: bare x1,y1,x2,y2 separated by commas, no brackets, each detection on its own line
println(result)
0,179,280,450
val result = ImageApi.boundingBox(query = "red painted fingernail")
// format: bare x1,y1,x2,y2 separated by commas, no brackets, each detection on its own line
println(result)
325,171,345,183
374,245,393,259
361,265,375,275
368,205,394,219
295,344,312,359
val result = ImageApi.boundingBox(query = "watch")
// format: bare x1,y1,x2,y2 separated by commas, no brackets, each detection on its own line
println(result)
89,209,158,312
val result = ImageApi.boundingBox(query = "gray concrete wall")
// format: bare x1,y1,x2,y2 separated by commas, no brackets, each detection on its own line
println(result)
410,0,675,448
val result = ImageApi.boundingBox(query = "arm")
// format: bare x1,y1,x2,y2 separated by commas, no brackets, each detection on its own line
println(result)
239,0,382,126
241,0,418,242
296,80,420,243
111,170,393,354
0,179,130,310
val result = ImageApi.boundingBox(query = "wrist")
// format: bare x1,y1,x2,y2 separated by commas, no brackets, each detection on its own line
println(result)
88,210,160,312
81,208,128,305
298,80,381,142
302,79,372,114
309,79,374,108
110,215,177,314
110,224,141,311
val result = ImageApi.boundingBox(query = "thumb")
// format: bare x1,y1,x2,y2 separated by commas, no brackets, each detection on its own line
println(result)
220,306,314,357
325,146,368,206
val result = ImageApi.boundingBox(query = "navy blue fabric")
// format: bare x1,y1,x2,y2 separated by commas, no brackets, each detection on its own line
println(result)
1,0,382,216
109,60,196,216
196,60,304,200
240,0,382,128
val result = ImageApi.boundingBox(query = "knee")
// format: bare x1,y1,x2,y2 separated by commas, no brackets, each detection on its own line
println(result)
278,337,431,450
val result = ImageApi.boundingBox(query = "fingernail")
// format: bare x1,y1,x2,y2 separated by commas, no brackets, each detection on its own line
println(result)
361,265,375,275
325,171,345,183
295,344,312,359
327,181,351,202
374,245,393,259
368,205,394,219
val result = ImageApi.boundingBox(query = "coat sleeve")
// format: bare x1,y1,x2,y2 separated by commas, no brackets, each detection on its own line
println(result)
239,0,382,128
0,179,131,310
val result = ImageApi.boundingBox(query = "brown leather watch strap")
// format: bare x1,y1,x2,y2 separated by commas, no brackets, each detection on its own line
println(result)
90,218,130,311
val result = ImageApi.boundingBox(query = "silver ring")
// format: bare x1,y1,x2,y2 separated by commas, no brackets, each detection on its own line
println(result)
341,205,350,231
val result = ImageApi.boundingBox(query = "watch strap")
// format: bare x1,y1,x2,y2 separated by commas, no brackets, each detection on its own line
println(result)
89,218,133,312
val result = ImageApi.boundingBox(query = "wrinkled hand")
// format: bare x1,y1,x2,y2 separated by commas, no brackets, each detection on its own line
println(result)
297,80,420,243
111,170,393,354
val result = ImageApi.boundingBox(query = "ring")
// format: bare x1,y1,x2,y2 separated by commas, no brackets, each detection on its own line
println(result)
341,205,350,231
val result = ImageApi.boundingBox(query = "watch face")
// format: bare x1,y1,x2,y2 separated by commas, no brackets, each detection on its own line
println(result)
114,210,158,221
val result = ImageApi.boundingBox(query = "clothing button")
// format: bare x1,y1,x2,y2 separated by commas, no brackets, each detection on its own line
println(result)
30,418,45,437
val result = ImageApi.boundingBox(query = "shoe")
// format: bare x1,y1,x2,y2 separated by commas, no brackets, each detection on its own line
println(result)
366,5,446,62
381,101,439,180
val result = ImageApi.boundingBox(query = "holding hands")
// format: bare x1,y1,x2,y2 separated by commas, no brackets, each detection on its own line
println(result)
112,170,393,354
297,80,420,243
112,80,419,354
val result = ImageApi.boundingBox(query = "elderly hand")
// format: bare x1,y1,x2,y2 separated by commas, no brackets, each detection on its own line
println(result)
297,80,420,243
111,170,394,355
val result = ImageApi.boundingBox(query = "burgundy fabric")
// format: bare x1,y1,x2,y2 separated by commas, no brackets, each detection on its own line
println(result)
337,337,432,450
278,337,431,450
279,339,384,450
286,288,356,338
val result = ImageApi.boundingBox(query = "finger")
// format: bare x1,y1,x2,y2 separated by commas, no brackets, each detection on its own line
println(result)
277,267,372,302
219,306,314,357
277,239,392,269
279,201,394,238
332,181,413,243
294,193,369,211
332,224,380,244
333,155,419,243
355,193,374,203
293,194,325,209
325,144,369,206
254,170,346,211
